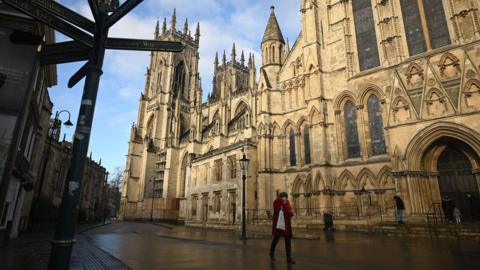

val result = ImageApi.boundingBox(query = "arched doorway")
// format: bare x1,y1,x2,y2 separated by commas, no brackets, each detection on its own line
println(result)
437,146,480,221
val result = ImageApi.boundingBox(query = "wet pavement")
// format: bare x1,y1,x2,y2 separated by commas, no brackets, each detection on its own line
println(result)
85,221,480,270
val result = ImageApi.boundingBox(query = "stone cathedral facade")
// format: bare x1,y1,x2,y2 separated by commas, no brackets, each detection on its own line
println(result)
120,0,480,226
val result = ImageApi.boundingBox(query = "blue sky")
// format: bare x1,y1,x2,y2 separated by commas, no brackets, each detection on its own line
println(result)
51,0,301,176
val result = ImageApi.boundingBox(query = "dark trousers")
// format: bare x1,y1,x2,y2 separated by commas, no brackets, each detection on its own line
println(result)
270,235,292,259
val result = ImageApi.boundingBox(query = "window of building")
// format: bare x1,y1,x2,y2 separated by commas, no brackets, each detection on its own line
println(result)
367,95,387,155
228,155,236,179
352,0,380,71
344,101,361,158
303,125,311,164
214,159,223,181
213,192,221,213
172,61,186,97
400,0,451,56
289,128,297,166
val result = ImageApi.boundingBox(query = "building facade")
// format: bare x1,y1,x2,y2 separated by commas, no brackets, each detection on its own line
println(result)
0,2,57,244
121,0,480,226
33,123,109,223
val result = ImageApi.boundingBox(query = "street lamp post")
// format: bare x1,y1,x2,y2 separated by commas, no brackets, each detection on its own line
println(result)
29,110,73,230
239,148,249,241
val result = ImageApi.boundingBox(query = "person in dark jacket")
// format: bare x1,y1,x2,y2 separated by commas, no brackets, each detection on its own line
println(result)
394,192,405,224
270,192,295,264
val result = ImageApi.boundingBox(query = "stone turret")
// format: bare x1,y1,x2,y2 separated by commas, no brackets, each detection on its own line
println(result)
261,6,285,67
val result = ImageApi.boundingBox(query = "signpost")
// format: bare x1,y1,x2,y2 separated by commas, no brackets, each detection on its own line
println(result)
39,41,91,65
2,1,183,269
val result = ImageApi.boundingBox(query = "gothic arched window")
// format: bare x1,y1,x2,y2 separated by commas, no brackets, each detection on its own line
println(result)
344,101,361,158
289,128,297,166
173,61,186,97
303,125,311,164
352,0,380,71
400,0,451,56
367,95,386,155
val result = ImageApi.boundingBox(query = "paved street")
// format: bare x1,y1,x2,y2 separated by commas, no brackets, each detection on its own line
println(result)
85,222,480,270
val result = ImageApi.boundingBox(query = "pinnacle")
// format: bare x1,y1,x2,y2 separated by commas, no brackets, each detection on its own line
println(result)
262,5,285,44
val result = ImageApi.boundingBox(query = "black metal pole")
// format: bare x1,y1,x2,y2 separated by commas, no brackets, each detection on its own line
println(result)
241,173,246,240
48,11,108,270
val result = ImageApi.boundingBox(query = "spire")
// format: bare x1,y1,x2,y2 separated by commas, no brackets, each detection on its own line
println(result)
240,50,245,66
195,22,200,43
154,18,160,38
222,50,227,66
248,53,252,68
231,43,236,63
214,51,219,66
262,6,285,44
183,18,188,35
252,54,256,70
162,17,167,34
170,8,176,32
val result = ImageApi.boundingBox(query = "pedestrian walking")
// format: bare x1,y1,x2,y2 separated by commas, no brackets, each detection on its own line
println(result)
394,192,405,224
453,207,462,224
270,192,296,264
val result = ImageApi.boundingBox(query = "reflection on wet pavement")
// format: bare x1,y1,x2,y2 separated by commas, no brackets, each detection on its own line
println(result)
86,222,480,270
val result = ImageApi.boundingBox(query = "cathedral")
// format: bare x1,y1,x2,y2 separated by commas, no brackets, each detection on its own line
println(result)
120,0,480,227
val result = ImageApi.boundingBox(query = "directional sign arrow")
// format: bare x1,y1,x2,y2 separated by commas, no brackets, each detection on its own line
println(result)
39,41,91,65
3,0,93,47
68,61,92,88
106,38,183,52
32,0,96,34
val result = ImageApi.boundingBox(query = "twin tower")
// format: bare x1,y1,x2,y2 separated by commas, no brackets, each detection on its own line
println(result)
121,6,285,218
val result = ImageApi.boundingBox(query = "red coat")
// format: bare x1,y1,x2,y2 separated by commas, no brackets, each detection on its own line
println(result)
271,197,294,236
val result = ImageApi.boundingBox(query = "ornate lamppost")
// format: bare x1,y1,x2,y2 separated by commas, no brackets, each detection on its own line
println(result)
239,148,249,240
30,110,73,229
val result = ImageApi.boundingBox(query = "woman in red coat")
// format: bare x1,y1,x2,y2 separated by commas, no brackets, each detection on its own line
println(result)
270,192,295,264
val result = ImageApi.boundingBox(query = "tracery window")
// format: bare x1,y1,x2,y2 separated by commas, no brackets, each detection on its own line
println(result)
352,0,380,71
303,125,311,164
289,128,297,166
367,95,386,155
400,0,451,56
172,61,186,97
344,101,361,158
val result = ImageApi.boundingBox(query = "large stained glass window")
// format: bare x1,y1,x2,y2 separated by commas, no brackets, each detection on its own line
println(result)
289,128,297,166
400,0,451,56
367,95,387,155
352,0,380,71
304,125,311,164
344,101,361,158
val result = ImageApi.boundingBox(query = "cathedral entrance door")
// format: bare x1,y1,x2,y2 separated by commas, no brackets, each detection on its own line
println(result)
437,147,480,222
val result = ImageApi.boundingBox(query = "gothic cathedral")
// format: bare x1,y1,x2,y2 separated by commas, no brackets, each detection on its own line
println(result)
120,0,480,226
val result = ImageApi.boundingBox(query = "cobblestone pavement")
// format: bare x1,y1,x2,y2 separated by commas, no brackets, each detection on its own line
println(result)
0,222,131,270
86,222,480,270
